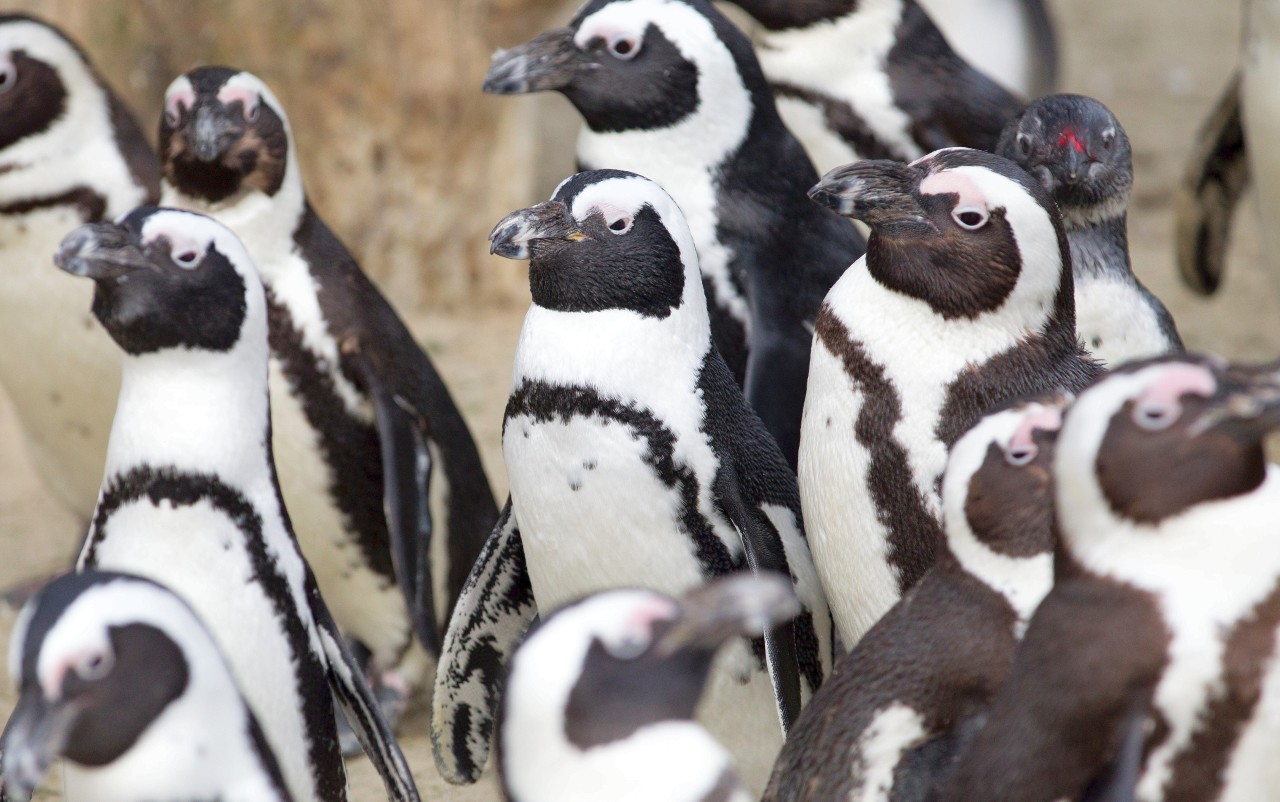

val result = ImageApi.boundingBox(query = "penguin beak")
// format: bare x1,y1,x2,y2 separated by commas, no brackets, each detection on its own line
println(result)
653,573,800,658
54,223,149,282
483,27,587,95
1195,360,1280,438
185,102,245,163
0,690,80,802
489,200,585,260
809,160,935,236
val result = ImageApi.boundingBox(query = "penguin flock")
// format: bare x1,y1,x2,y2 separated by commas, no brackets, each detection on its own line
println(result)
0,4,1277,802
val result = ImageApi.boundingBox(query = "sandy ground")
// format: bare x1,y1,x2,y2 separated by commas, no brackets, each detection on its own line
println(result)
0,0,1275,799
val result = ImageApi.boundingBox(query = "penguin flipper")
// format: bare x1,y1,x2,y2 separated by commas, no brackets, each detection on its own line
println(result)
431,499,536,784
1175,71,1249,295
351,349,440,655
1079,696,1149,802
307,574,422,802
712,464,803,733
743,324,809,471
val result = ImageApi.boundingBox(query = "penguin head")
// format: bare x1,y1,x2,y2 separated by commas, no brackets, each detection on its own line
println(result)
1056,355,1280,535
499,574,796,799
718,0,856,31
810,148,1072,326
0,15,109,159
54,206,265,357
1,572,199,800
490,169,705,320
996,94,1133,226
159,67,293,205
941,394,1068,616
483,0,766,133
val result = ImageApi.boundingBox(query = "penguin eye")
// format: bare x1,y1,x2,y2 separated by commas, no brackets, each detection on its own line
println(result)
606,631,650,660
951,206,989,231
1015,131,1033,159
0,62,15,94
75,649,114,682
172,248,203,269
1133,400,1179,431
1101,128,1116,149
607,215,633,235
609,35,640,60
1006,443,1037,466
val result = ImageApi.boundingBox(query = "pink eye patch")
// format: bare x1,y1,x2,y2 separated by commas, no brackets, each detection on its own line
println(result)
919,170,987,210
1139,364,1216,408
1010,406,1063,453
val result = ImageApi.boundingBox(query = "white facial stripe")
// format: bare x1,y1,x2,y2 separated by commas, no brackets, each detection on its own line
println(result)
574,0,668,52
0,21,84,72
568,176,701,271
219,72,275,118
919,170,986,209
164,74,195,119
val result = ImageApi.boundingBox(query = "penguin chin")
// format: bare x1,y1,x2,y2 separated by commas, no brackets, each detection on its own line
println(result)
168,155,252,205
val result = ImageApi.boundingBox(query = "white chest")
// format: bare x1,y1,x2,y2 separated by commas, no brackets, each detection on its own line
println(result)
81,496,321,802
757,2,922,168
1074,274,1176,369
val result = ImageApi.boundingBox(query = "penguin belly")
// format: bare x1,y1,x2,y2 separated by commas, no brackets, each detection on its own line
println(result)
504,410,785,795
1074,276,1173,368
916,0,1033,96
267,364,411,669
85,498,323,802
0,207,120,519
798,338,902,646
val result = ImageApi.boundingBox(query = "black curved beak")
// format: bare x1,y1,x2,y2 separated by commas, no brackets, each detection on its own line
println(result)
809,160,935,236
186,102,244,163
653,573,800,658
1196,360,1280,437
483,27,586,95
489,200,584,260
0,690,79,802
54,223,148,282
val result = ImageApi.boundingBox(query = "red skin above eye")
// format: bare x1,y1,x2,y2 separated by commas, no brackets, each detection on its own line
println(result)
1057,129,1088,156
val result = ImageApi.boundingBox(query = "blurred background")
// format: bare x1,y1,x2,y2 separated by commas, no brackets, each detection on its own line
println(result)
0,0,1274,796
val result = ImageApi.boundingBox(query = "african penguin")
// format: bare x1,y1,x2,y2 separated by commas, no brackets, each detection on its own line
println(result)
157,67,499,714
1176,0,1280,296
938,355,1280,802
1,571,293,802
483,0,866,468
719,0,1025,176
765,394,1067,802
432,170,834,796
53,207,419,802
800,147,1100,647
998,94,1183,367
499,574,800,802
915,0,1058,98
0,13,159,521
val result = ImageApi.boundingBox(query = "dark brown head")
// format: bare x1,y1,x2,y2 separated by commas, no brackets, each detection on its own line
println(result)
1057,355,1280,537
810,148,1075,327
158,67,292,206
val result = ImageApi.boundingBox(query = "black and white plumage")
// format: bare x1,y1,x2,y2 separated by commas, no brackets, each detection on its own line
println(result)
499,574,800,802
53,207,419,802
915,0,1058,98
998,94,1183,367
765,395,1066,802
482,0,865,467
157,67,498,701
939,355,1280,802
1,571,293,802
719,0,1025,176
0,13,159,521
432,170,833,794
800,147,1100,647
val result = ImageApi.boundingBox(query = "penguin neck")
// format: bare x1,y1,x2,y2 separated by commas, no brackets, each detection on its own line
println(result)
1064,211,1132,281
104,338,274,490
513,289,711,409
160,150,306,275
